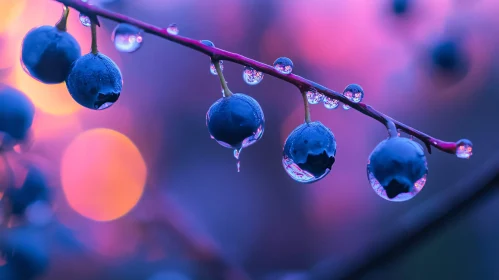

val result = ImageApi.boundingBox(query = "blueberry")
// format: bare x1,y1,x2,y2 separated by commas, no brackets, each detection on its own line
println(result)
429,37,469,82
206,93,264,149
2,165,50,216
66,52,122,110
282,121,336,183
391,0,412,15
21,25,81,84
367,137,428,201
0,85,35,142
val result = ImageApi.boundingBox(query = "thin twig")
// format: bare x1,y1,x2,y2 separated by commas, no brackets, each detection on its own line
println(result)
53,0,465,156
91,22,98,54
301,91,311,123
312,152,499,279
214,60,232,97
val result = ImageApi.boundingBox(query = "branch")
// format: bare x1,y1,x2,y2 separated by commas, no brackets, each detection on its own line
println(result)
313,152,499,279
54,0,464,156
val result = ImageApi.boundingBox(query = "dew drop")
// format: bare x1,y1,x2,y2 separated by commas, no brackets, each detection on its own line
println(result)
210,60,224,75
323,96,339,109
79,13,91,27
233,148,242,159
201,40,215,47
273,57,293,74
367,165,427,202
243,66,264,85
237,161,241,172
282,155,328,183
306,88,324,104
112,23,144,53
342,91,353,110
167,23,179,35
455,139,472,159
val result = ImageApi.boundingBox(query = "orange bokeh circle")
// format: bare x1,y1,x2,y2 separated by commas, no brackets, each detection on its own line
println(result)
61,128,147,222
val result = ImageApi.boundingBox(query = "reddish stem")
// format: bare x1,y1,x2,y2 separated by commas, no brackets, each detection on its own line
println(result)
53,0,464,155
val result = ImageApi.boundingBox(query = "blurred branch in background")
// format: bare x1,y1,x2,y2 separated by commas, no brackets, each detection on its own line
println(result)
312,152,499,279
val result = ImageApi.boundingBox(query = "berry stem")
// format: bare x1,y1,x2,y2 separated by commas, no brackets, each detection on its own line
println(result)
91,22,99,54
52,0,468,156
385,118,398,138
214,60,232,97
55,5,70,31
301,91,311,123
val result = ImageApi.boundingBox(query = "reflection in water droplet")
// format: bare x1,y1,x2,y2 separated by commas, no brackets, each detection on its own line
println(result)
282,155,329,183
112,23,144,53
79,13,91,27
323,96,339,109
210,60,224,75
455,139,472,159
367,166,427,202
243,66,264,85
306,88,323,104
273,57,293,74
342,91,353,110
166,23,179,35
201,40,215,47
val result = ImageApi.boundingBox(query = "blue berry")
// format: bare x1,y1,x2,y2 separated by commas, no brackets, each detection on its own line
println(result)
429,37,469,81
391,0,412,15
66,53,122,110
367,137,428,201
0,85,35,142
282,121,336,183
206,93,264,149
3,165,50,215
21,26,81,84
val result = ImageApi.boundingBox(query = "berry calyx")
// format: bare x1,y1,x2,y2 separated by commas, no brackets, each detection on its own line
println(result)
282,121,336,183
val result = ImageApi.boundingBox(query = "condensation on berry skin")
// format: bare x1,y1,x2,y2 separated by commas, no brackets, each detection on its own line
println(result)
323,96,339,109
210,60,224,75
306,88,324,104
243,66,264,85
112,23,143,53
455,139,473,159
79,13,91,27
273,57,293,74
367,168,427,202
282,155,329,183
166,23,179,35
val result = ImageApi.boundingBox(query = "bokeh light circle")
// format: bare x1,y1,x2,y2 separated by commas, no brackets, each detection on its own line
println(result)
61,128,147,221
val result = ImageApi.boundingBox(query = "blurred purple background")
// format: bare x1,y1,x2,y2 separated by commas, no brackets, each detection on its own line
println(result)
1,0,499,279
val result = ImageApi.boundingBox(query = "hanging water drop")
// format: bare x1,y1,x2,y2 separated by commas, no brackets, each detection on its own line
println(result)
273,57,293,74
112,23,143,53
323,96,339,109
167,23,179,35
79,13,91,27
455,139,472,159
237,161,241,172
306,88,324,104
243,66,264,85
342,84,364,109
233,148,242,159
210,60,224,75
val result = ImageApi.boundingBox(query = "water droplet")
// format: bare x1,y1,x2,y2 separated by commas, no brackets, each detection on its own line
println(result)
201,40,215,47
233,148,242,159
282,155,328,183
342,84,364,109
210,135,215,139
342,91,353,110
243,66,264,85
306,88,323,104
455,139,472,159
79,13,91,27
210,60,224,75
167,23,179,35
323,97,339,109
273,57,293,74
112,23,144,53
237,161,240,172
367,166,427,202
242,125,263,148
